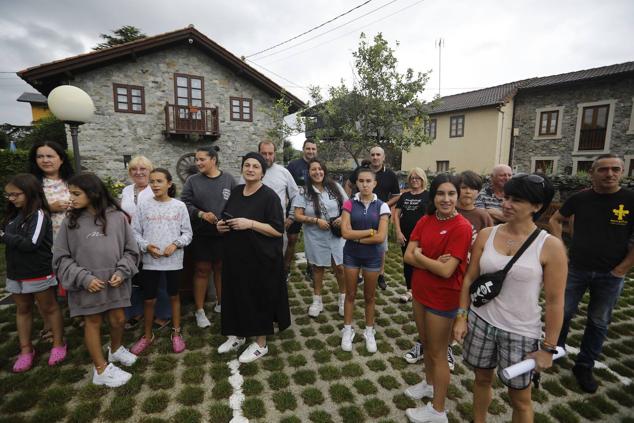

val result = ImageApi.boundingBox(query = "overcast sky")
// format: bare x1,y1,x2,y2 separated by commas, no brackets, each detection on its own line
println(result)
2,0,633,140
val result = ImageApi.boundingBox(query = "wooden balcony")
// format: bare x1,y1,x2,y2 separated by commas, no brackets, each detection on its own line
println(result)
164,104,219,137
578,128,606,151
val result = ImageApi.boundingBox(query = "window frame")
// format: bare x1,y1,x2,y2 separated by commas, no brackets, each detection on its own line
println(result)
572,99,615,154
449,115,464,138
436,160,449,173
113,83,145,114
427,118,437,139
531,156,559,175
174,73,205,108
229,97,253,122
533,106,564,140
572,157,595,175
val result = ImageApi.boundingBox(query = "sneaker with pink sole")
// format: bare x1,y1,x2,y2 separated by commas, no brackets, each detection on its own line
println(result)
13,350,35,373
171,333,186,353
48,344,67,366
130,335,154,355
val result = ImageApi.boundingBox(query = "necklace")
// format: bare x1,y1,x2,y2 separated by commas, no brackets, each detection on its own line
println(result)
435,210,456,221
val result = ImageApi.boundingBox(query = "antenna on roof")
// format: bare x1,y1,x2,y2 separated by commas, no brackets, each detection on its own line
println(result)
436,38,444,97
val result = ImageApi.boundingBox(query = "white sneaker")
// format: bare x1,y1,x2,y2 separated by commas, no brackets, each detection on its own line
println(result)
405,402,448,423
364,327,377,353
308,298,323,317
447,345,455,371
341,326,355,352
108,345,137,366
338,294,345,317
404,380,434,400
195,309,211,328
238,342,268,363
92,363,132,387
218,336,245,354
213,303,221,313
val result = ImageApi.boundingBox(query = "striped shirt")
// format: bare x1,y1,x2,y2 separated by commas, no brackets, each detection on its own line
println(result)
475,185,503,210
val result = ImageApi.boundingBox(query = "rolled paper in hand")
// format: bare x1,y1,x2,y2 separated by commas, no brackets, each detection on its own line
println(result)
502,347,566,379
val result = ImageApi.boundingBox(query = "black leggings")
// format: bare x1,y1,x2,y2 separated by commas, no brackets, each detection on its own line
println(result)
401,245,413,290
141,269,181,300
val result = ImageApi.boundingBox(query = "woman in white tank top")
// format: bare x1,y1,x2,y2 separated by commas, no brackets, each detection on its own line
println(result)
453,174,567,423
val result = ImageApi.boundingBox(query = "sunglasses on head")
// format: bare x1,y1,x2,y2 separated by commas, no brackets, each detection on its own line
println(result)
512,173,545,186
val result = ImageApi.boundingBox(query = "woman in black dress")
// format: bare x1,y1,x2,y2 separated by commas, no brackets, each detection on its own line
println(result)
216,152,290,363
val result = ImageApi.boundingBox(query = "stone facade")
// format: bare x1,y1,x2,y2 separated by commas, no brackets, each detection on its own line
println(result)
69,45,279,183
511,76,634,175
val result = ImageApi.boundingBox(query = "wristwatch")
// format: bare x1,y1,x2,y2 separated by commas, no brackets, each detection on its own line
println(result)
540,344,558,354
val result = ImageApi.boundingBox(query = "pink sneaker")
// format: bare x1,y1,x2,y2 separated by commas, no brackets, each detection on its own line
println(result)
48,344,67,366
171,333,186,353
130,335,154,355
13,350,35,373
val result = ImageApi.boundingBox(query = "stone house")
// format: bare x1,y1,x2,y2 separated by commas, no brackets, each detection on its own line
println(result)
17,25,305,182
510,62,634,176
401,81,524,174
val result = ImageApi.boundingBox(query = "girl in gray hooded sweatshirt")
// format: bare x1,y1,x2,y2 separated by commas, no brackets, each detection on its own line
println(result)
53,173,140,388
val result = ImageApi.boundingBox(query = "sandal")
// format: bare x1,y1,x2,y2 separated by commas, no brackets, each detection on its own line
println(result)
399,292,413,303
39,328,53,343
153,319,171,331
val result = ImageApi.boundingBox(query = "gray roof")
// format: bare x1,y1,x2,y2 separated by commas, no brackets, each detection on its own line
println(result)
429,80,532,115
430,60,634,114
17,92,47,105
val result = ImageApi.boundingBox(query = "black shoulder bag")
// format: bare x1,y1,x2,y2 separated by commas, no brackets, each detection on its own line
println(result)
469,228,541,307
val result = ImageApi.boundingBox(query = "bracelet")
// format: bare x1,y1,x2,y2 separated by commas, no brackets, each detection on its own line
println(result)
540,344,558,354
542,340,557,349
369,228,375,237
456,308,468,319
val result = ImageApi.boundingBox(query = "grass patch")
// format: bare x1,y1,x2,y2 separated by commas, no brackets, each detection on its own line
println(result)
268,372,290,390
605,388,634,407
211,380,232,399
301,387,325,405
388,356,407,371
542,379,567,396
2,390,40,413
67,401,101,423
115,374,144,396
341,362,364,377
589,394,618,414
488,398,507,415
148,372,175,390
242,398,266,419
208,403,232,423
334,349,353,362
183,351,207,367
102,396,134,421
152,355,177,372
58,367,86,384
182,366,205,384
287,353,307,367
305,338,326,350
363,397,390,418
142,392,170,413
308,410,334,423
280,417,301,423
313,349,332,363
281,340,302,353
329,383,354,402
392,393,416,410
338,405,364,421
30,404,67,423
353,378,378,395
170,408,201,423
318,365,341,381
292,369,317,385
177,386,205,406
210,363,231,380
367,359,387,372
549,404,579,423
262,357,284,371
401,370,422,385
272,390,297,412
242,378,263,396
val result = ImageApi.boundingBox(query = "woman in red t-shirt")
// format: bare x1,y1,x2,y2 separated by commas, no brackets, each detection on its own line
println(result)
403,173,472,423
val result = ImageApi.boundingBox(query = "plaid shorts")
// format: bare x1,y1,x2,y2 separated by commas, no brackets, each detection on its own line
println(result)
463,310,538,389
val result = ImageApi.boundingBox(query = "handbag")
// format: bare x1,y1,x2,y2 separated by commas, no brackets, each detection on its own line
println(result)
469,228,541,307
318,188,343,237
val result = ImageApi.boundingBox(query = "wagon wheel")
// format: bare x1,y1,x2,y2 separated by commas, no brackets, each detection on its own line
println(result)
176,153,197,182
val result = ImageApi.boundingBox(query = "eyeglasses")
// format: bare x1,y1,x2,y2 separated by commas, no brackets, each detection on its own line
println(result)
410,177,423,181
512,173,544,186
4,192,24,199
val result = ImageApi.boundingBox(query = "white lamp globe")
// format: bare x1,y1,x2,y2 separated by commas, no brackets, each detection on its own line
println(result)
48,85,95,123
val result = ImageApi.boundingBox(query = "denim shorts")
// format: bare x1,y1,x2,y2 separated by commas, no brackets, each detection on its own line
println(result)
343,253,382,273
425,304,459,319
6,274,58,294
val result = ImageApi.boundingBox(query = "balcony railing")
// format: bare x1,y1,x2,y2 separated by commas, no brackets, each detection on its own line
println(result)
578,128,606,151
164,104,219,136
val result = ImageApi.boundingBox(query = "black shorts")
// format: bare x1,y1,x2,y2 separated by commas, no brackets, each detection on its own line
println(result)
190,234,224,262
287,221,302,235
141,269,181,300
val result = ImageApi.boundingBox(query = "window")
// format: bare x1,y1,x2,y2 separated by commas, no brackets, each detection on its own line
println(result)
539,110,558,136
449,115,464,137
579,105,609,150
576,160,593,174
426,118,437,139
436,161,449,172
534,160,554,174
113,84,145,113
230,97,253,122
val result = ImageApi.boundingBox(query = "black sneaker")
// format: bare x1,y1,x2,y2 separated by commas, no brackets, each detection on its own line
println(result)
305,265,313,282
572,364,598,393
377,274,387,290
357,275,364,285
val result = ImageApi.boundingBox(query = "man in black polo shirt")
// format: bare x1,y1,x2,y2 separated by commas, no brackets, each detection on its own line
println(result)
550,154,634,393
347,146,401,289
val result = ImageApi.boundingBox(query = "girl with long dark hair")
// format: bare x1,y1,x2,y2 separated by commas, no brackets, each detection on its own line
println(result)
293,159,347,318
53,173,140,387
2,174,66,372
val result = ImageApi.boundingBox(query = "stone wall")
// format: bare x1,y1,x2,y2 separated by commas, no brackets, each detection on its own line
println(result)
67,45,279,184
511,77,634,174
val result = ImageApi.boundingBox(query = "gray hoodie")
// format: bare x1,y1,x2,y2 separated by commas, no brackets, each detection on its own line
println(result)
53,209,139,317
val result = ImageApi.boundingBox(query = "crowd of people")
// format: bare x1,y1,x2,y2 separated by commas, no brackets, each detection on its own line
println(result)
1,137,633,423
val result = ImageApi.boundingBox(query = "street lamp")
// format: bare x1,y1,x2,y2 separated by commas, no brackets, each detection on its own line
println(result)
47,85,95,174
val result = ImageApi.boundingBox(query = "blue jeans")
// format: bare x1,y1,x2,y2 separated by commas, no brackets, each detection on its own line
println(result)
557,267,624,369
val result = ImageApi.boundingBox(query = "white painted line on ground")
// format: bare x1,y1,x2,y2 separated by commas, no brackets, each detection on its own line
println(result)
227,359,249,423
565,345,632,386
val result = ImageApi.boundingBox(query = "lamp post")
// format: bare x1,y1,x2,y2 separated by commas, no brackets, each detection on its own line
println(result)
47,85,95,174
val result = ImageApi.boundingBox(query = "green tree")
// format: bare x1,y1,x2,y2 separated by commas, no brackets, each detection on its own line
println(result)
93,25,146,50
305,33,432,166
261,97,302,164
18,115,67,150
